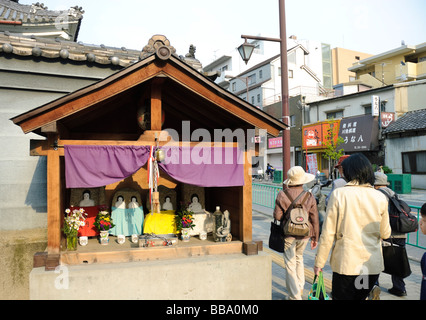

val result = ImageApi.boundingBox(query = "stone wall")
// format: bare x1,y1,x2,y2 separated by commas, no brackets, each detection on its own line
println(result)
0,228,47,300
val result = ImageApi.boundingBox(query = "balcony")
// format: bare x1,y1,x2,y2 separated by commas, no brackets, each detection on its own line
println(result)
395,61,426,81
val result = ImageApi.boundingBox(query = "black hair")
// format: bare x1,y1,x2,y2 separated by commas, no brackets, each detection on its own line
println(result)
421,203,426,217
341,153,375,185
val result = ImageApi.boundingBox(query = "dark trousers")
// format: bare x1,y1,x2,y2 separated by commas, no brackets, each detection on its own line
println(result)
332,272,380,300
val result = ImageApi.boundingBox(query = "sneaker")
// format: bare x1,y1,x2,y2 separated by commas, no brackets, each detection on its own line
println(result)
388,287,407,297
369,285,381,300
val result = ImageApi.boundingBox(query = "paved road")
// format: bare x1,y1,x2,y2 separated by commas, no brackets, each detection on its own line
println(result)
252,204,424,300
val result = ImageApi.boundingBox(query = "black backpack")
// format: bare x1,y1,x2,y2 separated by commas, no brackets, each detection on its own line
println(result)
378,189,418,233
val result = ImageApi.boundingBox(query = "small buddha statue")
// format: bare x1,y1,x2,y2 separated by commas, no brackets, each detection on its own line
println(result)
79,190,95,207
162,196,173,211
128,196,139,209
115,195,125,209
187,194,203,213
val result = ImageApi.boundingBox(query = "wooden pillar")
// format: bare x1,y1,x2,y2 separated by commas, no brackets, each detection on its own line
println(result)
47,134,61,256
240,150,253,242
150,78,164,131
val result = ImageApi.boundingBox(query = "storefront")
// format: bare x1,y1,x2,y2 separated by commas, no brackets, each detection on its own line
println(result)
302,120,340,176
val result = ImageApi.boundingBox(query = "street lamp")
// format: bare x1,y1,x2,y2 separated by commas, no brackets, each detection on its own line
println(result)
237,39,255,65
237,0,290,180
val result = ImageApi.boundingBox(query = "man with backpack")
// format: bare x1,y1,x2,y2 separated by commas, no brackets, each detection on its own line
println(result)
374,172,409,297
273,166,320,300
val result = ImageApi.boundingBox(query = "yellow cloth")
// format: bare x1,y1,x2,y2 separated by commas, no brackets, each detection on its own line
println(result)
143,210,178,234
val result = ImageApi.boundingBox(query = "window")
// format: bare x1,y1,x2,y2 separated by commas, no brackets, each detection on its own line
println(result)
232,82,236,91
251,96,255,104
290,115,296,127
402,151,426,174
259,70,263,79
248,74,256,85
326,110,343,119
257,94,261,104
289,69,293,78
363,104,372,115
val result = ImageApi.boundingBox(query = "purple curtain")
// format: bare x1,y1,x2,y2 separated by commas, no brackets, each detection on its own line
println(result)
64,145,151,188
64,145,244,188
159,146,244,187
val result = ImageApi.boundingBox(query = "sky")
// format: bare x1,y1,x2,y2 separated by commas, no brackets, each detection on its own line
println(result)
20,0,426,66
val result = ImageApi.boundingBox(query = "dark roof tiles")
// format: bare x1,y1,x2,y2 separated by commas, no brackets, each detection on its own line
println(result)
382,108,426,134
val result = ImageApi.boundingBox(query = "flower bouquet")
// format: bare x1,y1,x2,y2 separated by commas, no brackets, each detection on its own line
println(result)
63,207,87,250
94,207,115,231
175,204,195,242
94,207,115,245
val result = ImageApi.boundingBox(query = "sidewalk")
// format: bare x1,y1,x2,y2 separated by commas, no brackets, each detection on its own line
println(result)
252,201,425,300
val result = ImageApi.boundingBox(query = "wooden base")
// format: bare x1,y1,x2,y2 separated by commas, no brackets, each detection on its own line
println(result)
58,235,257,266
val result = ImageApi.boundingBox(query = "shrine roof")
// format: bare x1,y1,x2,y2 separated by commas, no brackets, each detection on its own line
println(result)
11,35,287,138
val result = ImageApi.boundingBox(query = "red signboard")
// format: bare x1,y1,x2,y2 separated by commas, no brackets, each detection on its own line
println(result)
302,120,340,149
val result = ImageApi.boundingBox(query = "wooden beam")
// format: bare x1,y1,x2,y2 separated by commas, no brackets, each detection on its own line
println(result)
41,122,57,133
47,134,61,255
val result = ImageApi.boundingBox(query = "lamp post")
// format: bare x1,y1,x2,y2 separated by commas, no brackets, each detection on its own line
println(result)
237,0,290,179
225,74,249,101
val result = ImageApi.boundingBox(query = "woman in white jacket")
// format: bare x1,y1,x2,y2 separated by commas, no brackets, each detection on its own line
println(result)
314,153,391,300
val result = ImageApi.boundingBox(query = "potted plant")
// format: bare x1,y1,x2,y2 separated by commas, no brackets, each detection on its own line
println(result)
175,205,195,242
63,207,87,250
94,206,115,245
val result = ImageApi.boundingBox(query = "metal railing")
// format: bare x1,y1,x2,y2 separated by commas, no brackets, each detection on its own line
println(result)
406,206,424,250
252,183,425,250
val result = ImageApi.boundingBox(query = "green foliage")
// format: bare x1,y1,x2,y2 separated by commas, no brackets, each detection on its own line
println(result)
322,123,344,168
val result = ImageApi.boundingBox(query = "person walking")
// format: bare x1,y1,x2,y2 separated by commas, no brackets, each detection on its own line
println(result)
314,153,391,300
325,155,350,206
420,203,426,300
273,166,319,300
374,172,408,297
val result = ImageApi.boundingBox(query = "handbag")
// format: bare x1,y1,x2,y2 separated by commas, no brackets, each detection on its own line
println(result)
382,238,412,278
268,219,284,252
308,271,330,300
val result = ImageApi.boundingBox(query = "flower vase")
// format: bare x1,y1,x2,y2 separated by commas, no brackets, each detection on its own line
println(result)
181,228,191,242
100,230,109,245
66,235,77,251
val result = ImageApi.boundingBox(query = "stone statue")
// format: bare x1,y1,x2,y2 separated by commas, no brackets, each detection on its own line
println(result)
79,190,95,207
115,195,126,209
162,196,173,211
216,210,232,241
185,44,197,59
128,196,139,209
187,194,203,213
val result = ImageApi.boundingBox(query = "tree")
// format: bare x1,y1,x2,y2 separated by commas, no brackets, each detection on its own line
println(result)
322,122,344,180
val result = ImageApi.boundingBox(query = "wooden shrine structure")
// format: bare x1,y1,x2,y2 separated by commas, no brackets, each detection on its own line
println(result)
12,35,287,270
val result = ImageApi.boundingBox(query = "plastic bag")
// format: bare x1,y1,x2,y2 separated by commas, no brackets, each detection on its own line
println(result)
308,271,330,300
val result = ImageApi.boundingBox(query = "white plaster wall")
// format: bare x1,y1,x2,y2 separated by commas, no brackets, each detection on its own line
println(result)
385,135,426,189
